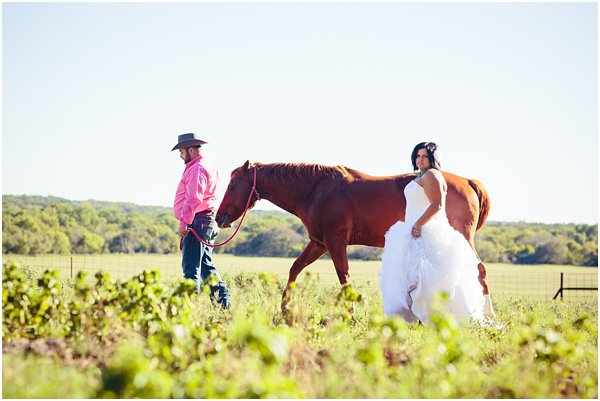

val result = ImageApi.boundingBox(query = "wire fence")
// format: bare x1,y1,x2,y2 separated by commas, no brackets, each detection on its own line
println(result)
552,272,598,302
487,269,598,303
3,254,598,304
4,254,184,281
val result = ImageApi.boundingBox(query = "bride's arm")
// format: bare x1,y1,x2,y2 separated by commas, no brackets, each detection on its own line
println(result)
412,170,445,237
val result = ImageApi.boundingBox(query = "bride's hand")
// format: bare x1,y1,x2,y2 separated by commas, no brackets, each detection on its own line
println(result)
411,226,422,238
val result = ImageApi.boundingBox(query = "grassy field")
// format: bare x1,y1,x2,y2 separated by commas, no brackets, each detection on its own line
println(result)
2,259,598,398
4,253,597,302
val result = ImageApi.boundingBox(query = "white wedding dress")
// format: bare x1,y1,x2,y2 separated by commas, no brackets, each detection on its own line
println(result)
380,179,486,323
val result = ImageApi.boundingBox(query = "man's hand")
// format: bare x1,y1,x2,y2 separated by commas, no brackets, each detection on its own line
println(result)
179,226,189,237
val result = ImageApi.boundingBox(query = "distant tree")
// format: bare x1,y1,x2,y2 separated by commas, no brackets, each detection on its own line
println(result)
40,206,61,228
15,215,42,233
76,203,101,227
348,246,382,260
582,241,598,266
234,227,305,257
517,234,567,264
109,232,141,254
76,232,105,254
473,239,503,263
50,230,71,254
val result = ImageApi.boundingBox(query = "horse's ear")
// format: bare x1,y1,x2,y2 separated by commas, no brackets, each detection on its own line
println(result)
242,160,253,170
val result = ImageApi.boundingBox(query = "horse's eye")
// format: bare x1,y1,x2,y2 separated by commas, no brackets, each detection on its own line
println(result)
229,185,235,192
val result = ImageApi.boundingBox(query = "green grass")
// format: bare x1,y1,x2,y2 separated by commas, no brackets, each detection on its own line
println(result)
2,260,598,398
2,354,100,398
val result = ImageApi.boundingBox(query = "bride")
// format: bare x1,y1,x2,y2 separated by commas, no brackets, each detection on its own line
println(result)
380,142,486,323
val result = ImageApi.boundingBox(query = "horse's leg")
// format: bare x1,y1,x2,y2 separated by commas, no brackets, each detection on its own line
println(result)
281,240,326,312
324,238,350,285
468,235,496,317
477,262,490,295
323,236,355,312
478,261,496,316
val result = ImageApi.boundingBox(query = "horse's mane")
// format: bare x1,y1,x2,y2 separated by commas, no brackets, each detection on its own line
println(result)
257,162,349,182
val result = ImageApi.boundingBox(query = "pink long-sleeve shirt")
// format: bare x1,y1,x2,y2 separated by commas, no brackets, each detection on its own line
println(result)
173,154,220,229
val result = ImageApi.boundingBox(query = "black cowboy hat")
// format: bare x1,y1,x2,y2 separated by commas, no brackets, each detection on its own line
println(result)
171,133,208,151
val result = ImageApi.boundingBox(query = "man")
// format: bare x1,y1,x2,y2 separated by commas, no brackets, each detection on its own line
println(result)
172,133,231,309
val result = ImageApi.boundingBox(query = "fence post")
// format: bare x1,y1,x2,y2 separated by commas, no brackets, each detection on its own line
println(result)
70,256,73,279
560,272,564,301
552,272,564,301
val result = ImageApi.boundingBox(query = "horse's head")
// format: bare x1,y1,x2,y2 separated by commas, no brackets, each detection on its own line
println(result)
216,160,260,228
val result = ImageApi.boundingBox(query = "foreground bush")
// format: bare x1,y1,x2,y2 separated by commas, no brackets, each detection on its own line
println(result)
2,262,598,398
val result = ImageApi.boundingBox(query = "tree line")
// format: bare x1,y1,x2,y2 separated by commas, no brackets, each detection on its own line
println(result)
2,195,597,266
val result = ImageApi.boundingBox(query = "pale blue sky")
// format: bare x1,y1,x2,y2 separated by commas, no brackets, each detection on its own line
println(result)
2,2,598,224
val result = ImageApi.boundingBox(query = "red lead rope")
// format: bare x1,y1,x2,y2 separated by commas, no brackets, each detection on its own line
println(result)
179,167,259,250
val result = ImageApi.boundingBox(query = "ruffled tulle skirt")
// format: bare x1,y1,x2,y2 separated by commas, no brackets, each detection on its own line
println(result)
379,216,485,323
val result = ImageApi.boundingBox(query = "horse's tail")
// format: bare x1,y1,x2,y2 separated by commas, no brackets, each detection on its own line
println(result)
468,179,491,231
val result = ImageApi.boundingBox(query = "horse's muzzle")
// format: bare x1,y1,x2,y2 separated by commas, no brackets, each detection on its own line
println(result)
216,213,231,228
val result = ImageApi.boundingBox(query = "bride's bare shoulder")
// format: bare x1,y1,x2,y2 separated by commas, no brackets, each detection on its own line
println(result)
424,168,444,181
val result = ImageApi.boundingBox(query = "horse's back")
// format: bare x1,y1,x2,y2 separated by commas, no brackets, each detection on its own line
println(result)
303,166,487,246
346,170,485,245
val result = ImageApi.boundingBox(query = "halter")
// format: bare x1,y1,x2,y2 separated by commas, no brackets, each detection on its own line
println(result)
180,166,259,249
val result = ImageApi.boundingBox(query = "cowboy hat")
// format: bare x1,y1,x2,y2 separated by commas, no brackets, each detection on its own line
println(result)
171,133,208,151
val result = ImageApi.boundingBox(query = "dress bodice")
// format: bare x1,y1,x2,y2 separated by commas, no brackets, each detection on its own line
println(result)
404,180,447,224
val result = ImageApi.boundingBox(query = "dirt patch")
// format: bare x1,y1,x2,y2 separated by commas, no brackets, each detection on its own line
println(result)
3,337,104,369
383,345,410,366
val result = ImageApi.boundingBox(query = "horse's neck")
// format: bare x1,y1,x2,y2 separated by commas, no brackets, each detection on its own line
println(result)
256,166,309,217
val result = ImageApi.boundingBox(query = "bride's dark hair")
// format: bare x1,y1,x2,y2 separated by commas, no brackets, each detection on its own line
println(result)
411,142,442,171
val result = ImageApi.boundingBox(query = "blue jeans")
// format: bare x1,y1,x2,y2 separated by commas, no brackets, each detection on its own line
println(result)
181,212,231,309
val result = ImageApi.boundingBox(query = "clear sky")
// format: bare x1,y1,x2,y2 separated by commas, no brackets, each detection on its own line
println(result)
2,2,598,224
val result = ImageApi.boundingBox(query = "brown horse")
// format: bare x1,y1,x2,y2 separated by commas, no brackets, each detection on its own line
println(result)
216,161,494,315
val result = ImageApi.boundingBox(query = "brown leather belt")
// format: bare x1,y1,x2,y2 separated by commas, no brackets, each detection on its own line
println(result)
195,210,216,220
